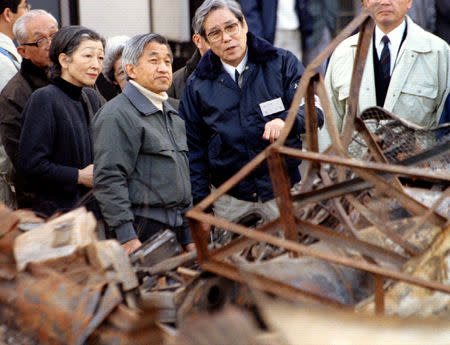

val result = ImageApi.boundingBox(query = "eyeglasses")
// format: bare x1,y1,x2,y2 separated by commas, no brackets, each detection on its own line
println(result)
206,22,240,42
22,33,56,48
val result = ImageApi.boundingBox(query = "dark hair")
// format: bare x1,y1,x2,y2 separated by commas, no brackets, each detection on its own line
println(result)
48,25,105,81
0,0,21,14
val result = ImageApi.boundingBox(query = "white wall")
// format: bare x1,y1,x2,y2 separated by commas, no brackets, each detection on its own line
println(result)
78,0,151,39
151,0,190,42
78,0,191,42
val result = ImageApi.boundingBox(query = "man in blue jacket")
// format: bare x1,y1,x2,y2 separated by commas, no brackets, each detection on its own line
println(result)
179,0,323,230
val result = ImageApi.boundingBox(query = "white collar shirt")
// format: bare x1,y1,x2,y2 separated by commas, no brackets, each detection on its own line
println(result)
221,49,248,83
374,20,406,75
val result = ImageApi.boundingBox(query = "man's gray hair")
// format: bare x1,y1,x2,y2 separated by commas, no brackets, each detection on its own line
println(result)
122,33,173,80
102,35,130,84
13,9,57,44
192,0,244,38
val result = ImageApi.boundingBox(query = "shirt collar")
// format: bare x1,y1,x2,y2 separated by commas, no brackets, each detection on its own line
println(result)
375,20,406,54
129,80,168,112
221,49,248,81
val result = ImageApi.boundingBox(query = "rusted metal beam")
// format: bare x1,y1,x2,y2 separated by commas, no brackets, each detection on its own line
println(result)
373,274,385,315
277,147,450,183
202,259,347,308
341,14,375,150
267,149,298,246
212,218,282,260
294,218,407,268
189,210,450,295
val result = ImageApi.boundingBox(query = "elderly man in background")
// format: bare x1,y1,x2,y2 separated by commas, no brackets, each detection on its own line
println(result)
179,0,323,231
321,0,449,151
167,22,209,99
93,33,195,254
0,8,54,209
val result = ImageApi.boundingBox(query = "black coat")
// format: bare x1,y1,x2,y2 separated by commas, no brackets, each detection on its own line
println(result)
19,77,103,216
0,59,49,207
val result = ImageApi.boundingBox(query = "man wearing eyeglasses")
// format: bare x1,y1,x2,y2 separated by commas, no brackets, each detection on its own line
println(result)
179,0,323,231
0,9,57,208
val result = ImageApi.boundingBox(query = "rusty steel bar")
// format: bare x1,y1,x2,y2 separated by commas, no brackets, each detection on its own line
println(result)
344,194,420,257
267,149,298,245
402,187,450,240
341,15,375,150
373,274,385,315
316,74,346,156
189,219,210,265
189,210,450,295
294,218,407,268
202,259,347,308
212,218,282,260
278,10,374,146
320,168,362,238
348,167,447,227
192,149,268,213
277,147,450,183
305,75,320,156
353,117,404,190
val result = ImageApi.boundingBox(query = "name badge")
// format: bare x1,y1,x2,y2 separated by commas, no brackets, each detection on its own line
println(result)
259,97,285,117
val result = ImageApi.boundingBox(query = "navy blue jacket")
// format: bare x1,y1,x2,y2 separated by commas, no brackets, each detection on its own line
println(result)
240,0,313,47
179,32,323,205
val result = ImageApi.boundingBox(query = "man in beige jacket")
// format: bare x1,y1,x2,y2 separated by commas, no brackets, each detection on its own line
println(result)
321,0,449,152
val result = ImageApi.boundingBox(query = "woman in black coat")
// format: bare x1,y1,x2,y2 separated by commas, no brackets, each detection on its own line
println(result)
19,26,105,217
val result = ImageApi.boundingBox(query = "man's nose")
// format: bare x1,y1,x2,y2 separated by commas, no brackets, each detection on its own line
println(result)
222,31,233,42
157,61,169,72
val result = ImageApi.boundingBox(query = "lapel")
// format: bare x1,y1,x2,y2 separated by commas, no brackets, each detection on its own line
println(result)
358,36,377,113
384,17,430,111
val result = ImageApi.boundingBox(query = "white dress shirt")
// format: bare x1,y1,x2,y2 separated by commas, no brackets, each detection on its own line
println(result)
374,20,406,76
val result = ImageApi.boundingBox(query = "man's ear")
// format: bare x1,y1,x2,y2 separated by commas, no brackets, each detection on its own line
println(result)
58,53,70,69
192,33,203,49
125,63,136,80
242,18,248,34
17,45,29,59
1,8,13,23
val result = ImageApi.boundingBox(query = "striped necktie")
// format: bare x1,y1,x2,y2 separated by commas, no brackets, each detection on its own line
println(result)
235,69,240,87
379,35,391,80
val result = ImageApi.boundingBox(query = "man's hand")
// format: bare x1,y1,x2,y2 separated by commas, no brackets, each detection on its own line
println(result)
122,238,142,255
263,118,285,142
185,243,196,252
78,164,94,188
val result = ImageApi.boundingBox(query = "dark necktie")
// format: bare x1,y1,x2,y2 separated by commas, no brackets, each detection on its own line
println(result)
235,69,240,87
379,35,391,80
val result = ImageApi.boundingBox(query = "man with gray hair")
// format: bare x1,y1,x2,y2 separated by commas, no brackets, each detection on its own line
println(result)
93,33,194,254
0,8,57,208
179,0,323,232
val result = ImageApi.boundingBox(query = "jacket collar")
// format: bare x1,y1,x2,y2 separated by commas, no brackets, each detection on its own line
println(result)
350,16,431,53
195,31,278,80
20,59,49,90
123,82,177,116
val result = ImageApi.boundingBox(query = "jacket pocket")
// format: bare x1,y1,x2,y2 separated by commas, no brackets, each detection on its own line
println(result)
338,85,350,101
397,83,438,126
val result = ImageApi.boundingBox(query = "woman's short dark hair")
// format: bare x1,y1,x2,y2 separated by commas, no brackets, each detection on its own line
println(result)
48,25,105,81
